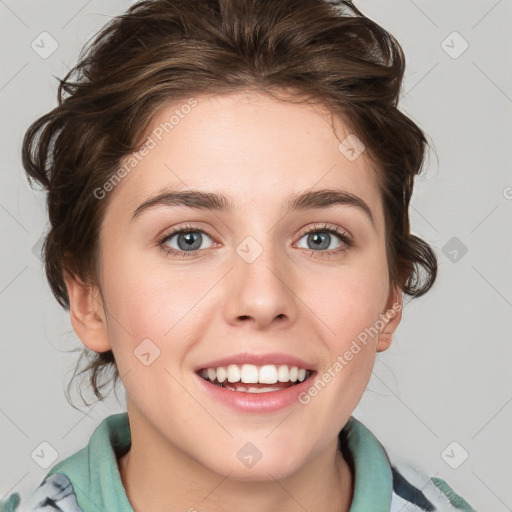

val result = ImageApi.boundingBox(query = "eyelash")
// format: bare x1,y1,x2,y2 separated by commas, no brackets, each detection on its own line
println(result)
156,222,353,259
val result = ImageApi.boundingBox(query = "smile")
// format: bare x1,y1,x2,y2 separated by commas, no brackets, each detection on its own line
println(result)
197,364,313,393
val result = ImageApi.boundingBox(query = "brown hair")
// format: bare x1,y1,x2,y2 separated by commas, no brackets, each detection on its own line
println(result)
22,0,437,405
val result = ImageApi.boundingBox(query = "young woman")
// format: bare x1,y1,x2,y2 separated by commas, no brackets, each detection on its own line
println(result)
1,0,478,510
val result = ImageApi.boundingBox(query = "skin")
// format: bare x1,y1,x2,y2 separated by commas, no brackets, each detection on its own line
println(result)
65,90,403,512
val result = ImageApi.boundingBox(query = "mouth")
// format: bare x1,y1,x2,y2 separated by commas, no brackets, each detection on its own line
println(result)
196,364,315,394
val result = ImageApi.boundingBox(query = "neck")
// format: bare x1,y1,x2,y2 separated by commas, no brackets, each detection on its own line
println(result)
118,403,354,512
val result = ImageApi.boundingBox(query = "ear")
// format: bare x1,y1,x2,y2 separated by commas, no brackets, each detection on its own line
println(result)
64,271,111,353
376,285,403,352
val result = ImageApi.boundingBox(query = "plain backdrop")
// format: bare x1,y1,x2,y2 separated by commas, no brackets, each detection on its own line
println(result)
1,1,511,510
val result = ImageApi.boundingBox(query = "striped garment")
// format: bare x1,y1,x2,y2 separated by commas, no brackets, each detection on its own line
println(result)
0,413,478,512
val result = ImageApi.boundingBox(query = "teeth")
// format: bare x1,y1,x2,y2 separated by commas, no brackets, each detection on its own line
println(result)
199,363,312,386
227,364,240,383
240,364,259,383
277,365,289,382
223,383,285,393
259,365,278,384
217,366,227,383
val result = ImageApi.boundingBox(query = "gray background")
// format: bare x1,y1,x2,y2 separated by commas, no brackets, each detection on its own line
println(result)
1,1,511,510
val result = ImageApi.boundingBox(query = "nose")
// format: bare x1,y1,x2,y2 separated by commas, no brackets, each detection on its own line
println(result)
223,241,299,330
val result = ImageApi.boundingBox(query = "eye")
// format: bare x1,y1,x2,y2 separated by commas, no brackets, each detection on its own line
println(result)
157,222,353,259
295,223,353,257
157,223,215,258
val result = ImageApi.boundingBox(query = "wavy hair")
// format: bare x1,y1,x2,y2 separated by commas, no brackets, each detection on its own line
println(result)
22,0,437,404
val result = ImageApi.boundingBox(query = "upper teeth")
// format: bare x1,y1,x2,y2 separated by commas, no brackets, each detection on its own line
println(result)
201,364,310,384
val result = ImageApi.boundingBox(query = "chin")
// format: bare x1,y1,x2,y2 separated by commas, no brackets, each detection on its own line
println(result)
196,442,309,482
220,460,304,482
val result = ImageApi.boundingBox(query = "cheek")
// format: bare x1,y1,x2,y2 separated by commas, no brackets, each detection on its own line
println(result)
97,261,206,411
99,253,217,362
304,262,389,348
298,271,387,422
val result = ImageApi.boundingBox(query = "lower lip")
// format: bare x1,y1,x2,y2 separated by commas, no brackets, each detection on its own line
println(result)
195,373,316,412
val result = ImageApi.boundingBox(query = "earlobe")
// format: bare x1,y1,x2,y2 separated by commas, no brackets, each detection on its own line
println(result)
64,271,111,353
376,286,403,352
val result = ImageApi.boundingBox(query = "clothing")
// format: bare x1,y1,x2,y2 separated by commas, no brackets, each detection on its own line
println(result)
1,413,478,512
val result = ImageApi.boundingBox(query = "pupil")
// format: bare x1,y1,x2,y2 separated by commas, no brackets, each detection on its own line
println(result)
178,232,201,250
310,232,329,250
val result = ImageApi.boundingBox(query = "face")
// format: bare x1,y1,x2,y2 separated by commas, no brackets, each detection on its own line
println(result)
76,90,401,480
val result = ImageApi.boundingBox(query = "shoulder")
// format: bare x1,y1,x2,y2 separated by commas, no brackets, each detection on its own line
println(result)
1,413,130,512
0,473,81,512
390,462,478,512
340,416,479,512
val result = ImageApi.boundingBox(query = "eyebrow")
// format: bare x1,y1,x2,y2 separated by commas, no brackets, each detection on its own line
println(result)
131,188,375,227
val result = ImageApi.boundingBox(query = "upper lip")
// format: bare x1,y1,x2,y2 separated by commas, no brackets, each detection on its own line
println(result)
195,352,316,372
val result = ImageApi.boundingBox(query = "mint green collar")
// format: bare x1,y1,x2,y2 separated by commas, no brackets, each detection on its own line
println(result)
47,413,392,511
47,413,133,512
343,416,393,511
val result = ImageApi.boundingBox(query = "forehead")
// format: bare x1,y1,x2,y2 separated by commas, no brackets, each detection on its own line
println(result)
105,90,384,226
